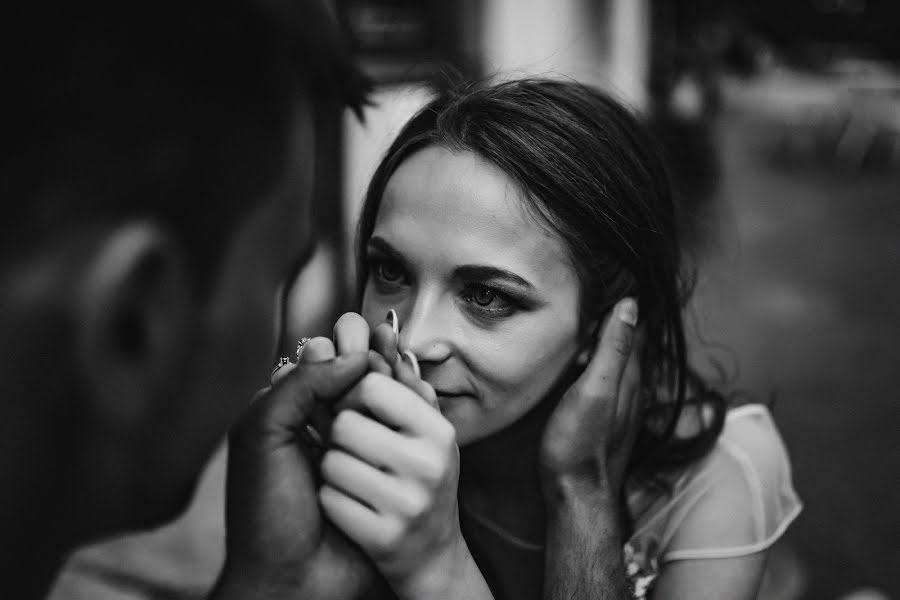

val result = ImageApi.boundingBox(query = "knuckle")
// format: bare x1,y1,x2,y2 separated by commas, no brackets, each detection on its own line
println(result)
399,485,430,519
319,450,341,478
358,372,383,398
416,448,446,485
434,420,457,448
330,410,356,442
377,518,406,554
611,333,633,358
573,382,603,404
317,485,333,508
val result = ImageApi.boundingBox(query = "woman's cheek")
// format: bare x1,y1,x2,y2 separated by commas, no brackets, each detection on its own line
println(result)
470,321,575,411
360,287,387,328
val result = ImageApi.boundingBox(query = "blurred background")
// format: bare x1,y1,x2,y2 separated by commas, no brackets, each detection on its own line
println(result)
52,1,899,598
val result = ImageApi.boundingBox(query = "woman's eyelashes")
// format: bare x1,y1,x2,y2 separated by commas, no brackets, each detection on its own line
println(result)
366,254,532,320
460,283,519,318
371,257,409,287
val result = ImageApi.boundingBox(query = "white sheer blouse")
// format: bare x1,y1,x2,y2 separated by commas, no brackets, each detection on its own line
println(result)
623,404,802,591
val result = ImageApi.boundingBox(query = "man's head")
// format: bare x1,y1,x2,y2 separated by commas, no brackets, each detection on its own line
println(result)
0,0,368,551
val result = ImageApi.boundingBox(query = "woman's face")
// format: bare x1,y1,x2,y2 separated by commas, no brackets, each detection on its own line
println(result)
361,146,584,445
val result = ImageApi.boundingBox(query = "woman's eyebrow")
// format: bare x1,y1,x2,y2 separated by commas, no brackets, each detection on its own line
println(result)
454,265,534,290
367,236,402,258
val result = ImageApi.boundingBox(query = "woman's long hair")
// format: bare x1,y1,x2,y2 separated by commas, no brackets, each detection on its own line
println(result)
356,78,726,483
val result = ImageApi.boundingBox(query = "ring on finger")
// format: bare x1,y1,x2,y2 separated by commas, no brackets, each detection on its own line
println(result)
271,356,291,379
296,337,311,362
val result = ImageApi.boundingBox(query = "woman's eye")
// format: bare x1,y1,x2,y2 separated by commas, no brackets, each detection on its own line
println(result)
462,284,517,317
373,259,406,284
472,286,497,307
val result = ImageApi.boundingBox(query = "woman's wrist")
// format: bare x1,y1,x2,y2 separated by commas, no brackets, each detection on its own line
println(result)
391,532,492,600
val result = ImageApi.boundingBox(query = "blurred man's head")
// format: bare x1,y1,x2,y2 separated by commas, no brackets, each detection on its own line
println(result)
0,0,368,555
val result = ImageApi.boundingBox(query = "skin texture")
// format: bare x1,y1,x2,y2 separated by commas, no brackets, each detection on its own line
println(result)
360,146,584,444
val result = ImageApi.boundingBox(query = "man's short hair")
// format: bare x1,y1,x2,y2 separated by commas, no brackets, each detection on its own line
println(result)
4,0,370,288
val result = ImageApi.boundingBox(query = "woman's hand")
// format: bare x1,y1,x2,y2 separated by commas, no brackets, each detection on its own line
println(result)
319,312,482,599
540,297,643,501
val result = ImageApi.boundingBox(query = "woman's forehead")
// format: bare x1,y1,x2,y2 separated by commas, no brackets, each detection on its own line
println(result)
374,146,575,286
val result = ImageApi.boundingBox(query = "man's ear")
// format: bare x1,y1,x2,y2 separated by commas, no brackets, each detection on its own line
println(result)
75,222,194,433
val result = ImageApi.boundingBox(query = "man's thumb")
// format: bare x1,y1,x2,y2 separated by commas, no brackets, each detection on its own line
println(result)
238,351,370,439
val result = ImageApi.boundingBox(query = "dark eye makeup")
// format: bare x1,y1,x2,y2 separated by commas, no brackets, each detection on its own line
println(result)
365,238,545,321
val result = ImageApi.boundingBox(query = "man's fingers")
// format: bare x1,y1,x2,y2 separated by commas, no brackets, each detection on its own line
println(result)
299,336,337,363
334,312,370,355
239,352,370,443
575,298,638,404
270,361,297,385
612,327,644,447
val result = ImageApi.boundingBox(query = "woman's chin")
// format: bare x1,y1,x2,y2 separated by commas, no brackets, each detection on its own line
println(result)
439,395,503,446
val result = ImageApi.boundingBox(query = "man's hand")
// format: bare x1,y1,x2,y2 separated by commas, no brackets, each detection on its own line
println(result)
539,297,642,600
540,297,642,499
212,350,376,600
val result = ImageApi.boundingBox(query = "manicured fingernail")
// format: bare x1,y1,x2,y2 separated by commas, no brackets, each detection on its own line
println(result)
386,309,399,336
402,350,421,378
618,298,638,326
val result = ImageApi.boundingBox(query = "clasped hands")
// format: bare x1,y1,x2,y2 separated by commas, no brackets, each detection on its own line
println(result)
215,312,466,600
214,299,642,600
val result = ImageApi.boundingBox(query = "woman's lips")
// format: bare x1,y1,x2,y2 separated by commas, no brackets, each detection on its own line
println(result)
434,391,470,406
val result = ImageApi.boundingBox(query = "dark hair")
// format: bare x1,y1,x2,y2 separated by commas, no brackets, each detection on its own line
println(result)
4,0,370,292
356,78,725,480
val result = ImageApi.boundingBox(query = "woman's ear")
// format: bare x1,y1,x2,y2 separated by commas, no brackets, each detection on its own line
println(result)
75,221,195,434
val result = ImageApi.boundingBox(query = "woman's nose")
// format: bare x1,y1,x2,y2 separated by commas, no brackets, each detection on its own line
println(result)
397,294,453,363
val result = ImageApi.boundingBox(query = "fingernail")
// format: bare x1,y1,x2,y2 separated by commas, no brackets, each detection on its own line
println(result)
302,424,325,448
386,309,399,336
402,350,421,378
618,298,638,326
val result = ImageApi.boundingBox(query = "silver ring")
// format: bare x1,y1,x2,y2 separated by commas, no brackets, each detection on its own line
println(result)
295,337,311,361
270,356,291,378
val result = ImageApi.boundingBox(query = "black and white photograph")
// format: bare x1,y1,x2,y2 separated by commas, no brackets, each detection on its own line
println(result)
3,1,897,599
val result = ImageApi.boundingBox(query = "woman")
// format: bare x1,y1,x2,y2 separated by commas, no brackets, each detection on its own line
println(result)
309,79,801,599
